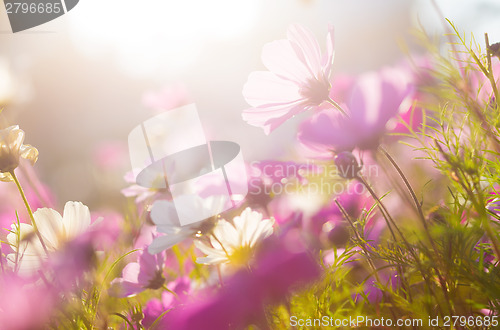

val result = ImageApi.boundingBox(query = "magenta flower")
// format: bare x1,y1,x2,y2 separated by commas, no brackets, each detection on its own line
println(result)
487,192,500,217
242,24,335,134
0,274,56,329
142,277,192,328
162,233,321,329
47,232,97,292
309,181,370,237
110,248,166,297
299,67,413,152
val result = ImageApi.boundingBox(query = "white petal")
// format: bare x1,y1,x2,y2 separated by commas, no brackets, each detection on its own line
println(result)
194,239,226,258
7,253,43,276
150,200,181,228
62,201,91,239
212,220,239,249
33,208,63,249
148,234,189,254
248,219,274,247
7,223,46,255
196,256,228,265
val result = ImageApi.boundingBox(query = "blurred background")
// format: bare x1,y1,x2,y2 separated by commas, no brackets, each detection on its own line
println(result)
0,0,499,208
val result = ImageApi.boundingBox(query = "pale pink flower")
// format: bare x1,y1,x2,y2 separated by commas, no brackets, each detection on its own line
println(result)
299,67,413,152
242,24,335,134
110,248,166,297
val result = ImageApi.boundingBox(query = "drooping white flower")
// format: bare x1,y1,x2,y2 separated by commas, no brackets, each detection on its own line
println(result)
7,201,91,274
194,207,274,265
0,125,38,181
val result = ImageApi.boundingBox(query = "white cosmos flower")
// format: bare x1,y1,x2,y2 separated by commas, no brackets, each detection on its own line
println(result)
194,207,274,265
148,195,226,254
6,201,91,275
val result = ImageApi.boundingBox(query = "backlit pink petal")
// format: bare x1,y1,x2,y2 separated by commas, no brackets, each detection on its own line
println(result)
298,110,354,151
121,262,141,283
243,102,309,134
138,250,165,283
109,278,144,298
242,71,302,107
299,66,413,152
243,24,335,133
323,24,335,76
287,24,322,78
261,39,312,83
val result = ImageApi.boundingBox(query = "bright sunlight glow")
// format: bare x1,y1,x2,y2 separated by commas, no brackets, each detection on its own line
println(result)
68,0,260,78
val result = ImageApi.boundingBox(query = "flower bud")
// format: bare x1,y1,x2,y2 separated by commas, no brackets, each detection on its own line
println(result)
326,221,350,246
334,151,361,179
490,42,500,59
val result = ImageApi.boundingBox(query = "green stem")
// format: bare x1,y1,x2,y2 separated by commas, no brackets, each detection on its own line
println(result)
357,173,452,316
378,147,455,314
162,284,178,299
327,97,348,116
9,169,48,254
335,199,408,308
485,33,499,107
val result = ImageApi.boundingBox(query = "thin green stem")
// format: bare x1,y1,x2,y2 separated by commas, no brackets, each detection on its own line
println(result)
357,173,452,316
335,199,409,308
326,97,348,116
485,33,499,106
378,147,455,314
162,284,179,299
356,175,399,243
9,169,48,254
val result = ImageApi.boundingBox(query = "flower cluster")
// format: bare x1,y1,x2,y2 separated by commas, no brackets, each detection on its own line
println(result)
1,20,500,330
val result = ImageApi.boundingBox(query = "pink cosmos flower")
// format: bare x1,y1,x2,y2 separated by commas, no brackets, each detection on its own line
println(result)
110,248,166,297
299,66,413,152
487,196,500,216
242,24,335,134
162,232,321,329
48,232,97,292
90,210,124,249
309,182,371,244
142,277,192,328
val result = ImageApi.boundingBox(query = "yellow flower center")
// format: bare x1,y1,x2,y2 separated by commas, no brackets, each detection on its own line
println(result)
228,245,254,266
